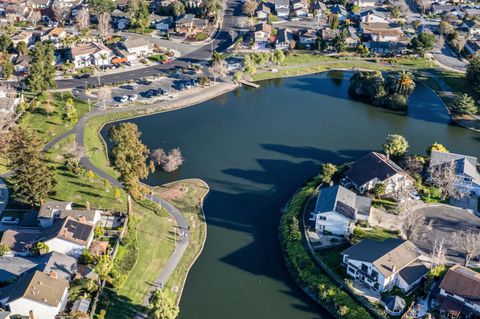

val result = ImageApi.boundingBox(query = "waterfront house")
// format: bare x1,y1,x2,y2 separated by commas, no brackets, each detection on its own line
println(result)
274,28,294,50
360,22,404,42
44,217,94,257
429,150,480,196
69,42,112,69
436,265,480,317
1,270,69,319
253,23,272,48
341,238,429,292
343,151,414,195
311,185,372,236
116,38,153,63
298,29,318,49
463,19,480,37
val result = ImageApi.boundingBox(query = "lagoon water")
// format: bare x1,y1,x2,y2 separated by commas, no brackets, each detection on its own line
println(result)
102,72,480,319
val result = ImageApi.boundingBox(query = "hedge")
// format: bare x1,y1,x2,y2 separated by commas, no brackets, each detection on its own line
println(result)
279,180,373,319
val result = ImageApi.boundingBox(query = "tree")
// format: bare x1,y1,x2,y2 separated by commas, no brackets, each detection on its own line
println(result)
466,56,480,94
372,183,386,197
109,123,150,198
16,41,28,55
274,50,285,64
32,242,49,255
333,31,346,52
452,93,478,115
3,128,56,205
409,31,435,54
348,71,385,104
130,0,150,32
201,0,223,18
383,134,409,159
89,0,115,13
0,59,14,80
208,60,228,82
429,160,462,200
64,98,77,122
52,1,70,25
28,10,41,28
95,255,112,280
27,42,56,93
44,97,55,118
388,71,416,96
170,1,186,17
357,44,369,56
398,208,426,240
439,21,454,36
430,238,446,274
0,34,12,53
76,7,90,31
330,14,339,29
0,243,9,256
97,12,112,39
79,249,95,264
389,6,401,18
426,142,448,156
242,0,258,17
152,148,184,172
453,230,480,267
319,163,337,184
147,289,179,319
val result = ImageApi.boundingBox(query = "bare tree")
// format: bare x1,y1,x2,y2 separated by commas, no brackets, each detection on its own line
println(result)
96,86,111,110
97,12,112,39
28,10,41,28
151,148,167,165
453,230,480,267
430,238,447,271
429,161,462,200
76,7,90,31
0,84,18,130
151,148,184,172
208,60,228,83
52,1,70,25
242,0,258,17
398,208,426,241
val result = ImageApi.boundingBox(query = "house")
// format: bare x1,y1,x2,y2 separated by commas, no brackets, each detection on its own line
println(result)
436,265,480,317
311,185,372,236
115,0,129,10
355,0,376,8
463,19,480,36
175,13,195,34
0,256,40,282
14,54,29,74
28,0,51,9
151,15,172,32
11,31,32,46
39,251,77,281
341,238,429,292
253,23,272,48
71,298,90,314
345,27,360,48
69,42,112,69
256,2,271,20
2,270,69,319
359,8,390,23
465,39,480,56
360,22,404,41
44,217,94,257
40,27,66,46
320,28,340,49
38,201,101,228
463,6,480,18
312,1,327,19
291,0,308,16
343,151,413,195
330,4,348,21
116,38,153,63
111,9,130,30
274,28,293,50
429,150,480,196
298,29,317,49
274,0,289,18
369,41,408,54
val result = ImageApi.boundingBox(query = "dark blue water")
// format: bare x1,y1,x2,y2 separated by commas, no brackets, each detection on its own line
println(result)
102,72,480,319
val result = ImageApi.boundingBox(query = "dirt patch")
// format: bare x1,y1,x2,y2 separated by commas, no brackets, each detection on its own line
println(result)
154,183,189,201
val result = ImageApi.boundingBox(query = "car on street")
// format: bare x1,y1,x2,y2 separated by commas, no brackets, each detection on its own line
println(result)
75,73,91,79
121,85,135,90
137,79,152,85
128,94,137,101
1,216,20,225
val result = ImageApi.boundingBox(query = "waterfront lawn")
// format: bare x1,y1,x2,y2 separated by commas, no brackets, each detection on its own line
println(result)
19,92,90,146
351,227,399,243
44,134,127,209
103,201,175,319
150,179,208,303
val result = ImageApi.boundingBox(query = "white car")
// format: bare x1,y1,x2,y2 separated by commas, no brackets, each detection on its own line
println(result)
1,216,20,225
128,94,137,101
120,95,129,103
185,83,192,90
409,191,421,200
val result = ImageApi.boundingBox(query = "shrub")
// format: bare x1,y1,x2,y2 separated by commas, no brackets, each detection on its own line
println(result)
79,249,95,265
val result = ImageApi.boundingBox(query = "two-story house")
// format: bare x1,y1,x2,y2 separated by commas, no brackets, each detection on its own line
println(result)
37,201,101,228
253,23,272,48
436,265,480,318
429,150,480,196
256,2,271,20
341,238,429,292
44,217,95,258
342,151,414,195
274,0,289,18
274,28,294,50
69,42,112,69
360,22,404,42
310,185,372,236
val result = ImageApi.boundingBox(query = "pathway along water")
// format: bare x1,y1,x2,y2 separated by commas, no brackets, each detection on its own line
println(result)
102,72,480,319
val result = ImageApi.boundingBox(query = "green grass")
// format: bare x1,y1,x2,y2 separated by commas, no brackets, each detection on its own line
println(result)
352,227,399,242
148,54,167,63
19,92,91,146
317,244,349,278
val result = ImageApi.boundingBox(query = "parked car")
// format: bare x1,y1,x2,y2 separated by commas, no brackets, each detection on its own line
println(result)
179,84,186,91
1,216,20,225
128,94,137,101
185,82,192,90
119,95,129,103
159,88,168,95
121,85,135,90
75,73,91,79
137,79,152,85
409,191,421,200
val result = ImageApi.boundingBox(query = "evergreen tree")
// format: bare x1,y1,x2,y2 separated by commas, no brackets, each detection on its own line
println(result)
4,128,56,205
452,94,478,115
0,34,12,53
27,42,56,93
147,289,179,319
466,56,480,94
0,59,14,79
130,0,150,32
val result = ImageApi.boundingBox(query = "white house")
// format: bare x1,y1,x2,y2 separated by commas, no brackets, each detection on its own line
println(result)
341,239,429,292
311,185,372,236
359,9,390,23
117,38,154,63
37,201,101,228
44,217,94,258
274,0,289,18
253,23,272,48
429,150,480,196
3,270,69,319
69,42,112,69
274,28,294,50
256,3,271,20
360,22,404,42
436,265,480,317
343,151,414,195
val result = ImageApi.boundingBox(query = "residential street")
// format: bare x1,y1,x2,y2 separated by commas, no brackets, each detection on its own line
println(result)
431,40,468,73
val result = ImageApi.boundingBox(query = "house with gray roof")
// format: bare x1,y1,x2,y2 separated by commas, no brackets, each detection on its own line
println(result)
38,201,101,228
341,238,428,292
429,150,480,196
310,185,372,236
343,151,414,195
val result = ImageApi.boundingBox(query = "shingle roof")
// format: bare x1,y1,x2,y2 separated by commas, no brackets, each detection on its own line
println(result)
314,185,372,220
0,256,39,281
7,270,68,307
440,265,480,302
344,151,405,188
56,217,94,246
342,238,421,278
38,201,72,219
398,260,429,285
40,251,77,281
429,150,480,184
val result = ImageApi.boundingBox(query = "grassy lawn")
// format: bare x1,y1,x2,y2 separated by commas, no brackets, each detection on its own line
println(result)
150,179,209,303
148,54,167,63
352,227,399,242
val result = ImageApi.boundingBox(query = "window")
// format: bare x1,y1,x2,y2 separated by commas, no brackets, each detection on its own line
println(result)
319,216,326,220
371,270,378,280
361,264,368,272
347,267,356,274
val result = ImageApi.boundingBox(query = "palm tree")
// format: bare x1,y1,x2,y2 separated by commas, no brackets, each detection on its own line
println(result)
395,71,416,96
100,53,109,71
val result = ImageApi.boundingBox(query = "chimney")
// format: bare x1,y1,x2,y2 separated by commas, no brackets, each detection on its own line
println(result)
79,216,87,223
29,310,35,319
49,271,57,279
86,201,91,210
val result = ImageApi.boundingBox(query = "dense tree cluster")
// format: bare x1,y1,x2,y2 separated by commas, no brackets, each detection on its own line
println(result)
130,0,150,32
466,56,480,94
409,31,435,54
348,71,416,111
27,42,56,93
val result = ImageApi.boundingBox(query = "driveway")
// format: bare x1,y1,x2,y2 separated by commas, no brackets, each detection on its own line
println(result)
431,40,468,73
412,204,480,264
